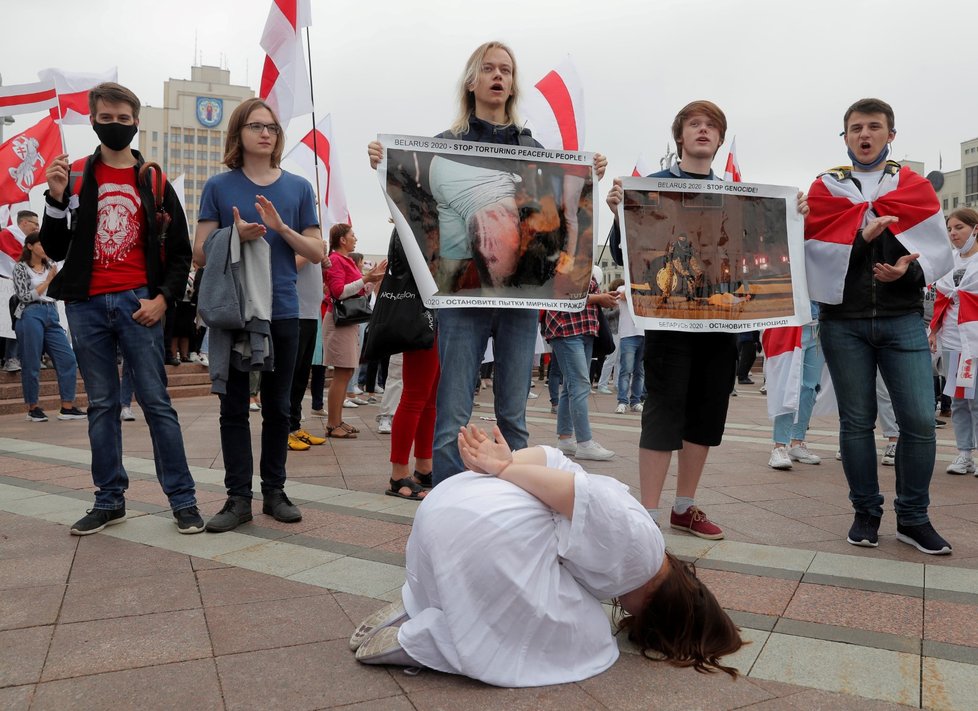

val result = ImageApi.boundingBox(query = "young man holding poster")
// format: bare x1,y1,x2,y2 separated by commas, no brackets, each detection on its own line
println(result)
805,98,953,555
369,41,607,486
606,101,735,539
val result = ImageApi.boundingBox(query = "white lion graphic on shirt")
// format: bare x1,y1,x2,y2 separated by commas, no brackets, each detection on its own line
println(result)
95,182,141,265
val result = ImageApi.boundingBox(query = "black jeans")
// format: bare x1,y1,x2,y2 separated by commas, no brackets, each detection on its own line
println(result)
219,318,299,499
289,319,319,432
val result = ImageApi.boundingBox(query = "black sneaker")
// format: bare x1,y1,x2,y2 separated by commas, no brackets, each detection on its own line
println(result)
70,507,126,536
205,496,253,533
173,506,205,534
935,418,947,428
262,490,302,523
846,512,881,547
58,406,87,420
896,521,952,555
26,407,48,422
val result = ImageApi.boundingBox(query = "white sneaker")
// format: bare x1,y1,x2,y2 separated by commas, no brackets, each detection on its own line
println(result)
768,446,793,470
835,449,842,460
120,407,136,422
198,353,209,366
343,398,359,409
527,391,539,399
597,386,613,394
630,403,644,413
759,384,767,394
3,357,21,372
377,415,393,434
881,442,897,466
374,385,385,394
946,453,976,475
350,396,370,406
556,438,577,456
310,408,326,417
352,386,364,395
188,352,201,363
575,441,615,460
615,403,627,414
787,443,821,465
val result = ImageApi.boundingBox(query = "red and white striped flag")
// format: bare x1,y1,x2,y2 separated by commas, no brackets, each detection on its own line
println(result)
0,221,27,279
805,164,953,304
723,136,742,182
0,201,31,229
0,116,60,205
761,326,804,419
0,81,57,116
259,0,313,130
283,113,350,228
631,153,658,177
38,67,118,124
522,56,585,151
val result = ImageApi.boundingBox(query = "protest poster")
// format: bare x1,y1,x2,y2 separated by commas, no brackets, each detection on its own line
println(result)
378,134,596,310
617,177,809,332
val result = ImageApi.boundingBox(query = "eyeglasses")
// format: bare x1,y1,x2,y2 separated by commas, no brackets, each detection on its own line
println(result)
243,122,281,136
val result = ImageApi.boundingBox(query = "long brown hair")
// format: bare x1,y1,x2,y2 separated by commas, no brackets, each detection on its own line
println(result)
949,207,978,230
19,231,48,268
615,552,744,678
223,98,285,169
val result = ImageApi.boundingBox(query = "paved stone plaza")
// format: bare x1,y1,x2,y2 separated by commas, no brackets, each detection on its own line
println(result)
1,379,977,709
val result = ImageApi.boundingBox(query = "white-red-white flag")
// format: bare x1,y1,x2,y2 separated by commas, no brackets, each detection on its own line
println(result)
723,136,742,182
0,221,28,279
259,0,313,130
0,81,58,116
283,113,350,228
805,165,952,304
631,153,658,177
761,327,804,420
38,67,118,124
522,56,585,151
0,116,60,205
0,201,31,229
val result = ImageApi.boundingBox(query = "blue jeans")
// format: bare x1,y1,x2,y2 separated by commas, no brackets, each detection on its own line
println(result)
14,303,77,404
616,335,645,406
820,314,934,525
773,324,824,444
219,318,299,498
66,288,197,511
551,335,595,442
548,352,563,406
433,308,537,485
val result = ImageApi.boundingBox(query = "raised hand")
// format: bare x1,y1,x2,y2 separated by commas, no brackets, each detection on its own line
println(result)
458,424,514,476
232,205,267,242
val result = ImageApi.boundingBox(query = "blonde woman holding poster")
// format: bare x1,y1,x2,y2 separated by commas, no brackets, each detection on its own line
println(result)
368,41,606,486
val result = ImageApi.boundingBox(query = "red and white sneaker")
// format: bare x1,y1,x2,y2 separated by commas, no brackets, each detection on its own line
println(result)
670,506,725,540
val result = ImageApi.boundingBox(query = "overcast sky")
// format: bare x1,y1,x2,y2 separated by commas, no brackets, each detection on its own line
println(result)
4,0,974,255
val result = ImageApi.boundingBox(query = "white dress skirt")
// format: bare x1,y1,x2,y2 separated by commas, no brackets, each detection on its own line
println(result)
397,447,664,687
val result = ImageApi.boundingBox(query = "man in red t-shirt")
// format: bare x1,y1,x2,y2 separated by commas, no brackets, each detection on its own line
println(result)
40,82,202,536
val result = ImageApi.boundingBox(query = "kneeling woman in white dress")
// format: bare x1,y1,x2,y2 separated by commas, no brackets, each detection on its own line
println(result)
350,424,743,687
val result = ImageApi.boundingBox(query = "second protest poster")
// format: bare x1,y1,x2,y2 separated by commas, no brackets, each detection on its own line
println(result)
617,176,810,332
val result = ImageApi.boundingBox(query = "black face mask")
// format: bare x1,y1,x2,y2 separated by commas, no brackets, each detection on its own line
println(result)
93,122,138,151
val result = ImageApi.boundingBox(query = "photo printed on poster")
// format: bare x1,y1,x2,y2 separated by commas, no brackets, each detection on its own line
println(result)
617,177,809,332
378,134,596,310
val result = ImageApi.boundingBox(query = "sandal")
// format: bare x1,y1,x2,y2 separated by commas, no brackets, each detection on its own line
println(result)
415,471,433,489
326,423,357,439
339,421,360,434
386,477,426,501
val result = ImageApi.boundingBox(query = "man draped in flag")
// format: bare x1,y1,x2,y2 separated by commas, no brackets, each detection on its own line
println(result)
805,98,953,555
929,208,978,475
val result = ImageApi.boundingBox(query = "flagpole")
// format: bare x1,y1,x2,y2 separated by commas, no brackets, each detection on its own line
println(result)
304,26,323,231
54,90,67,155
